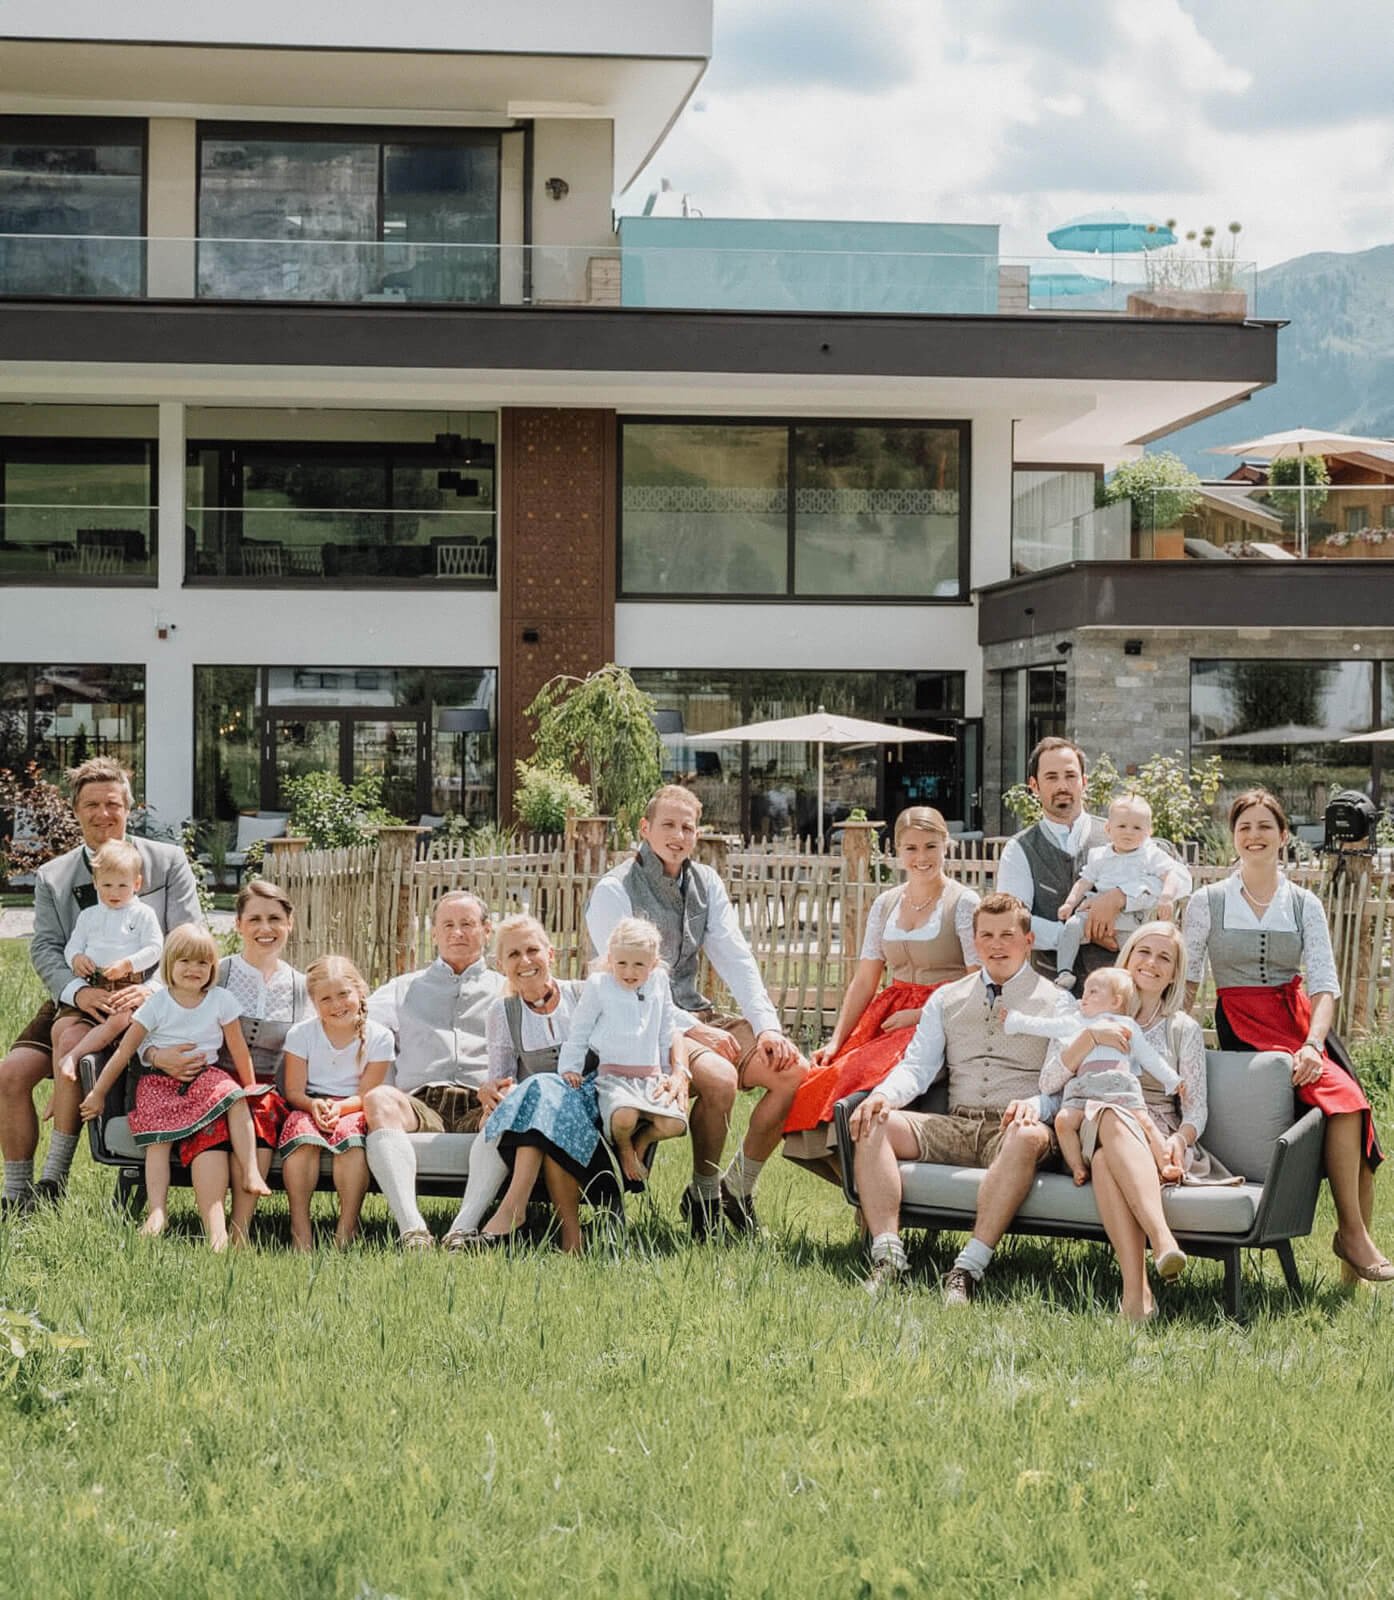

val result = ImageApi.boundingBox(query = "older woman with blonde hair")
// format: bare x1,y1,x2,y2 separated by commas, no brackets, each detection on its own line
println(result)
1043,919,1233,1321
784,805,978,1181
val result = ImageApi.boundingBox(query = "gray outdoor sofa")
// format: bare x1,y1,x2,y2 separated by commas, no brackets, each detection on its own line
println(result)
833,1050,1327,1317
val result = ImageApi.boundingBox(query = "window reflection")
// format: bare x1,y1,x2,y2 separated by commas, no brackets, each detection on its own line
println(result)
0,663,145,787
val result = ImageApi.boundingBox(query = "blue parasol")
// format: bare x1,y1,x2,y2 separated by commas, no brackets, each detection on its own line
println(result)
1029,267,1112,300
1046,209,1176,254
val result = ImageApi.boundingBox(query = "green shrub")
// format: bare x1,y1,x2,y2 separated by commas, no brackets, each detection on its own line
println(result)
1099,451,1201,534
247,772,403,866
514,761,594,835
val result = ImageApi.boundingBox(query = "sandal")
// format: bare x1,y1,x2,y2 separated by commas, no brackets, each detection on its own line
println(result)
1155,1248,1188,1282
442,1229,479,1253
399,1229,436,1252
1332,1233,1394,1283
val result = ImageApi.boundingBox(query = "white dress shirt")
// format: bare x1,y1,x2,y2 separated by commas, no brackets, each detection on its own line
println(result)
60,900,164,1004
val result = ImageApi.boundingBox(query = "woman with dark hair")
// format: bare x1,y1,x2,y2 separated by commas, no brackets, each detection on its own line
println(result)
1183,788,1391,1283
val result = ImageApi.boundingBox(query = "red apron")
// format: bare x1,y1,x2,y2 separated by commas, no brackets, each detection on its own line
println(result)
1217,976,1381,1166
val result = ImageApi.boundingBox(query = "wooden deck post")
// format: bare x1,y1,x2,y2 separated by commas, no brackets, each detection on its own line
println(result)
377,825,429,977
838,821,880,965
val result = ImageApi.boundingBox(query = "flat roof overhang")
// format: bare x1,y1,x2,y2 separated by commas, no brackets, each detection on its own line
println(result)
0,301,1279,455
977,560,1394,645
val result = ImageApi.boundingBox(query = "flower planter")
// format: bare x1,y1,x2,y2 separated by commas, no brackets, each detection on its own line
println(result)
1126,289,1248,322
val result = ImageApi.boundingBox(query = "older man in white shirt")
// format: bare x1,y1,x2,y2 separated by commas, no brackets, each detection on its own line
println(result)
363,891,506,1248
996,737,1190,981
586,785,805,1238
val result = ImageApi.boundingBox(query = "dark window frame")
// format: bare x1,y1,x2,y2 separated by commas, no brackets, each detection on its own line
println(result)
617,415,972,604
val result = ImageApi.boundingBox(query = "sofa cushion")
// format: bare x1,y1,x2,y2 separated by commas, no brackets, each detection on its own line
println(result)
1201,1051,1297,1183
897,1163,1262,1236
104,1119,478,1180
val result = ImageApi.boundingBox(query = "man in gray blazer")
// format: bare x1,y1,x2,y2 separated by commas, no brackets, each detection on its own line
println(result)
0,757,201,1213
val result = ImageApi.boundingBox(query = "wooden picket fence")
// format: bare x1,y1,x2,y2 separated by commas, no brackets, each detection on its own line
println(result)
263,832,1394,1041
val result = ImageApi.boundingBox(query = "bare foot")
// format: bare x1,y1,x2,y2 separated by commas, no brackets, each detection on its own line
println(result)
290,1229,313,1253
1159,1160,1183,1184
333,1228,358,1249
1069,1165,1090,1187
139,1208,167,1238
619,1146,648,1185
229,1228,251,1251
243,1170,273,1197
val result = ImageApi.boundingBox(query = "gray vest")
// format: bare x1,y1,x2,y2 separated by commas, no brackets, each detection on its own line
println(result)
392,959,506,1094
617,843,713,1014
1202,881,1308,990
1015,815,1110,978
938,962,1060,1113
501,980,588,1079
214,956,309,1085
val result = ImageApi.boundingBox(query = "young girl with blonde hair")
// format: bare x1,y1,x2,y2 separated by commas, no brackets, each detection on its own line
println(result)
559,916,690,1185
78,924,270,1247
278,955,394,1250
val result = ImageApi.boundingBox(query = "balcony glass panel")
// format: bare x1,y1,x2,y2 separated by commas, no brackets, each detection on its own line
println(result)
794,425,962,597
621,424,788,595
0,443,156,582
188,507,494,582
0,662,145,786
0,120,144,297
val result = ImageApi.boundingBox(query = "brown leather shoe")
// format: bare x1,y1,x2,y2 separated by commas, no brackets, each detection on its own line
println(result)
942,1266,977,1306
863,1254,909,1296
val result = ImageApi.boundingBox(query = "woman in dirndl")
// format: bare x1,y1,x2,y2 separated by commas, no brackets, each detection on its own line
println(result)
442,914,604,1254
1183,787,1392,1284
783,807,979,1182
158,879,311,1243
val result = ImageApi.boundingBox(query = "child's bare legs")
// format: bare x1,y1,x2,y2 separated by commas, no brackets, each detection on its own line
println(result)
482,1146,545,1237
1055,1107,1089,1184
190,1149,231,1253
54,1012,128,1099
226,1099,272,1197
609,1107,644,1184
141,1142,172,1236
281,1144,321,1251
1144,1118,1183,1185
1054,913,1086,990
229,1145,273,1246
542,1157,584,1253
631,1112,685,1178
331,1149,371,1247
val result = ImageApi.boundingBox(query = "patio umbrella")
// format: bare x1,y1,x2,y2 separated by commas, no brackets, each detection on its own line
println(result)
1028,267,1112,306
1207,428,1394,556
1046,210,1176,254
1341,729,1394,744
1196,722,1357,748
685,707,953,841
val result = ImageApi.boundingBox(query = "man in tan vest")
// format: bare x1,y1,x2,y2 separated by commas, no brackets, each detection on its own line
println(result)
849,892,1067,1303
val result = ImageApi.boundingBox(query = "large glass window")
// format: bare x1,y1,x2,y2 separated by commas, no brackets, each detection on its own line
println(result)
0,439,157,583
620,420,967,599
186,422,496,584
197,127,500,303
193,666,495,824
1190,659,1377,825
0,664,145,788
632,669,968,836
0,117,145,298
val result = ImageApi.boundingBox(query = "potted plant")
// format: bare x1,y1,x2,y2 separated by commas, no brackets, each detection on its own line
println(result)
1128,220,1249,321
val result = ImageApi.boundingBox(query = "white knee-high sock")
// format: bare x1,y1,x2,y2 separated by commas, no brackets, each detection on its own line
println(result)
448,1136,509,1235
365,1129,427,1237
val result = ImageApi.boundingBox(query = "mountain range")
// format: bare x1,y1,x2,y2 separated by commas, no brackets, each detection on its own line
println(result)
1156,242,1394,471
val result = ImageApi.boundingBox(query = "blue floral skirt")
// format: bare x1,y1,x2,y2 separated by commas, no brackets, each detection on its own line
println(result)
483,1073,603,1180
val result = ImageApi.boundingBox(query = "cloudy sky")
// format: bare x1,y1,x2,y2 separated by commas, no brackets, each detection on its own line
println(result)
622,0,1394,272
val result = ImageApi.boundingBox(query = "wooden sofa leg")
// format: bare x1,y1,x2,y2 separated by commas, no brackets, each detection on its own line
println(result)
1273,1240,1303,1299
1223,1250,1243,1319
113,1167,146,1216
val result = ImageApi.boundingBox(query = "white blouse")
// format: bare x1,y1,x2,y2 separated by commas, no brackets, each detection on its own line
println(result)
223,955,299,1022
859,884,979,966
485,984,585,1082
1040,1010,1209,1137
558,971,683,1078
1182,874,1340,996
284,1017,395,1098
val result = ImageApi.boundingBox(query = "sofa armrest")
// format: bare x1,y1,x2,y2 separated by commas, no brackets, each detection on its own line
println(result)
77,1048,125,1165
833,1091,871,1207
1250,1106,1325,1243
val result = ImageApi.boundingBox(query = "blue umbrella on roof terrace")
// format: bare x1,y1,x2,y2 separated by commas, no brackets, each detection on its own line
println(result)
1028,267,1112,305
1046,210,1177,254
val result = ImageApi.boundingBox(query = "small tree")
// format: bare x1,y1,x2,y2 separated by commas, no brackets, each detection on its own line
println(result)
1099,452,1201,535
1266,452,1330,527
514,761,594,835
0,764,82,880
525,664,662,840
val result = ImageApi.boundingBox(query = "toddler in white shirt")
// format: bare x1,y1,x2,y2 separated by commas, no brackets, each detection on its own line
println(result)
1001,966,1184,1187
558,916,691,1185
1054,794,1188,991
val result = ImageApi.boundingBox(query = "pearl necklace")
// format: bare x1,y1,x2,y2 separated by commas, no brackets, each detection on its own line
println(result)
902,880,943,913
1240,879,1279,910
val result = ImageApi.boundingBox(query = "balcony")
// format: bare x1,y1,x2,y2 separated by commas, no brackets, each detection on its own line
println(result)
0,504,155,583
187,507,496,585
0,235,1260,319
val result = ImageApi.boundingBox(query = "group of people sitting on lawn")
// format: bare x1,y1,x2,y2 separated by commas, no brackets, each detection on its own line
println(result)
1,749,1388,1318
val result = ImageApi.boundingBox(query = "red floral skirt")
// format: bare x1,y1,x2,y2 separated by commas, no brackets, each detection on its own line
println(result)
129,1066,246,1150
1217,977,1382,1166
785,980,938,1135
278,1108,368,1157
179,1084,289,1167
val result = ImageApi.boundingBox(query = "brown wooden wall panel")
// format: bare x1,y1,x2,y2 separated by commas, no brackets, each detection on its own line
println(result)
498,408,616,822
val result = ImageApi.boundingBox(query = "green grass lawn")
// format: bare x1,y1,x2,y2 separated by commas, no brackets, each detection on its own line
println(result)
3,939,1394,1598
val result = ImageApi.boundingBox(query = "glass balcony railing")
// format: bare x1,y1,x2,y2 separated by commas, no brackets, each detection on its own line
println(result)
1012,477,1394,574
0,504,156,583
186,506,497,583
0,234,1260,319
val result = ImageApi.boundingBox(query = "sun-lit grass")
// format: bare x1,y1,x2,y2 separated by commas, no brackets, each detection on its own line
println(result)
3,939,1394,1598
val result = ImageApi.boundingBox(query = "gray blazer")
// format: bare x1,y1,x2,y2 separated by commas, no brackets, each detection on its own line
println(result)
31,838,203,1002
